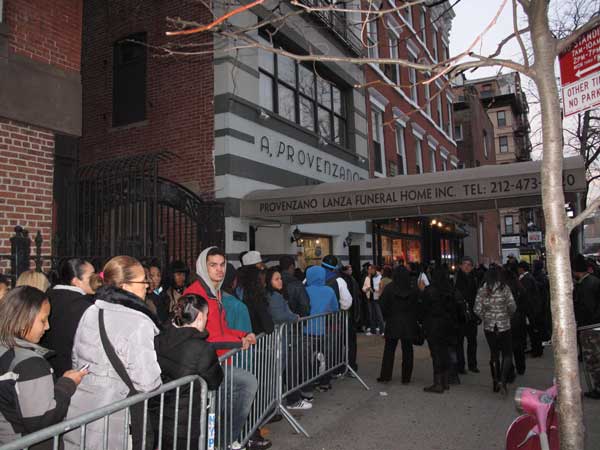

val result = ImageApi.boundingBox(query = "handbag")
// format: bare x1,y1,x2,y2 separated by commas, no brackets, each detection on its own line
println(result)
413,323,425,346
98,309,154,450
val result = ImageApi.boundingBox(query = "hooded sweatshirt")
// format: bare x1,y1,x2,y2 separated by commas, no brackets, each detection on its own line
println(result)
304,266,339,336
183,247,247,355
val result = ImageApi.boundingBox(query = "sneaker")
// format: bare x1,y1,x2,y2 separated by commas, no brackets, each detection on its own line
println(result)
246,437,272,450
375,328,380,335
365,331,373,336
230,441,245,450
287,399,313,410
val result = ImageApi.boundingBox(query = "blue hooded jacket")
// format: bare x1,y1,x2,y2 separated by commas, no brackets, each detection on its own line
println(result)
305,266,339,335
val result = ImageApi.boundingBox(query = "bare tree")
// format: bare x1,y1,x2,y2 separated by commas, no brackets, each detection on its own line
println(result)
165,1,600,448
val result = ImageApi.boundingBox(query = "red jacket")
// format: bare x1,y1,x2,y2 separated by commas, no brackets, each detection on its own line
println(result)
183,280,246,356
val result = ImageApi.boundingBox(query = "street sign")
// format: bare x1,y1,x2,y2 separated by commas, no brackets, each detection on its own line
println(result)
559,25,600,117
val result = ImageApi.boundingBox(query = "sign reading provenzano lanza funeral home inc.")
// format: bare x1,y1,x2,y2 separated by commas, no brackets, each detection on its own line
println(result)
241,157,586,222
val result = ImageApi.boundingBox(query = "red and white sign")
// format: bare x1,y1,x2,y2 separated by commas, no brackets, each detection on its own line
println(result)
560,25,600,117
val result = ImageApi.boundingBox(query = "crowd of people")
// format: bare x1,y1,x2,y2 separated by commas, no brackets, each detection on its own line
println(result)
0,249,357,450
0,248,599,450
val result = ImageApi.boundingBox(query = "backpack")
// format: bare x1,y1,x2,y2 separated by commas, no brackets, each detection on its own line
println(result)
0,348,23,433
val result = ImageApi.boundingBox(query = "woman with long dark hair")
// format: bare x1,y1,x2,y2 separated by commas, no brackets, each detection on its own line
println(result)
377,266,419,383
237,266,275,335
0,286,87,450
474,266,516,394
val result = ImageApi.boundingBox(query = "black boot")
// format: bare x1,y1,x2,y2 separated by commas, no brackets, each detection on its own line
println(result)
490,361,500,393
424,373,444,393
441,371,449,391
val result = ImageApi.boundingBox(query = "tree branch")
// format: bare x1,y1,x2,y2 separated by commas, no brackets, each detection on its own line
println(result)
568,196,600,231
557,15,600,55
487,26,530,59
512,0,530,68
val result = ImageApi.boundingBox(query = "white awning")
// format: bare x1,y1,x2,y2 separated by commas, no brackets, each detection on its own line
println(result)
240,156,586,224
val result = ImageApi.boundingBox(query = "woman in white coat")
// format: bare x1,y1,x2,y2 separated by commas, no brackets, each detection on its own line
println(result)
64,256,162,450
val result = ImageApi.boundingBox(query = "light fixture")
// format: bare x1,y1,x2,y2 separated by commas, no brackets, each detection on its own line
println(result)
437,221,443,227
431,219,437,226
290,227,302,245
316,239,320,244
343,233,353,247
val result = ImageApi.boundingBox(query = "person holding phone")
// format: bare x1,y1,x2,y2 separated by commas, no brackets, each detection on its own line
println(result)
0,286,87,450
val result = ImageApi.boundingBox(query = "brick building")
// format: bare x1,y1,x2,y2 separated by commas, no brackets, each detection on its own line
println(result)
362,1,461,266
454,72,542,263
453,81,501,264
0,0,82,273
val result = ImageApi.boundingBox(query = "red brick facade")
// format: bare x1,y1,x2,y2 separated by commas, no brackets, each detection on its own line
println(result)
0,119,54,270
81,1,215,197
3,0,82,73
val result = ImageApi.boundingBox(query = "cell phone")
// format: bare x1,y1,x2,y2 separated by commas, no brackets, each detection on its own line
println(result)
79,363,90,371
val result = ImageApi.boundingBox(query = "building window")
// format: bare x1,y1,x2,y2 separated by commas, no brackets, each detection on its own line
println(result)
446,100,453,138
436,95,443,129
499,135,509,153
430,146,436,173
0,0,4,22
408,54,418,102
432,28,438,61
483,130,489,159
113,32,147,127
504,215,514,234
372,107,385,176
497,110,506,127
441,156,448,171
442,43,449,61
424,78,431,116
386,36,400,84
415,135,423,174
454,124,463,141
367,18,379,60
259,38,347,146
396,123,407,175
404,4,413,27
419,8,426,45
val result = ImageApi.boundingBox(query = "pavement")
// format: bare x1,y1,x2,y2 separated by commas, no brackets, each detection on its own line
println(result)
265,332,600,450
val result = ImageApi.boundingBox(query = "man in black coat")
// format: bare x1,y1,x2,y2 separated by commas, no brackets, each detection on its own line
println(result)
41,258,95,377
573,255,600,327
454,257,480,373
279,255,311,317
518,261,543,357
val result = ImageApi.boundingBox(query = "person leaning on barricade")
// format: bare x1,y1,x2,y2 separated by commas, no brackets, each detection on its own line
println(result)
0,286,88,450
64,256,162,450
183,247,272,450
152,293,224,450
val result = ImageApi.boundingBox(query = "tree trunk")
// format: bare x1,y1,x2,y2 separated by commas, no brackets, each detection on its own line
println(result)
529,2,585,450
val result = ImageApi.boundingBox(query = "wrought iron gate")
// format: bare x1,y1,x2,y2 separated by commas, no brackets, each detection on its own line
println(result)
54,152,224,269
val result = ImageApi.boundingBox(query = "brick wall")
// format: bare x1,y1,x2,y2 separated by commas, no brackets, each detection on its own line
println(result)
81,0,215,198
0,118,54,273
3,0,82,73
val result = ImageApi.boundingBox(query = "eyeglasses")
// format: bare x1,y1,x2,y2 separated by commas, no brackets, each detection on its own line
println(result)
128,279,150,286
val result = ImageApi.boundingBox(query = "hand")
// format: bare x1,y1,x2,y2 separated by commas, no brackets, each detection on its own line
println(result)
245,333,257,345
63,369,88,386
241,336,251,350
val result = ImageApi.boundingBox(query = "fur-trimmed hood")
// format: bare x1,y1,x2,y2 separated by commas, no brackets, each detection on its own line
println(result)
95,285,162,330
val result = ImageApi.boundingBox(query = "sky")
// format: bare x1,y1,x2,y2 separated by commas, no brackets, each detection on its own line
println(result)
448,0,522,79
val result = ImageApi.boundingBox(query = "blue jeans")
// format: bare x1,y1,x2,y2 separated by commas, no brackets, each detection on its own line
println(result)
223,366,258,441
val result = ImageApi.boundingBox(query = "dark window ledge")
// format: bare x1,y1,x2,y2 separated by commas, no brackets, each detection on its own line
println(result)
109,119,149,132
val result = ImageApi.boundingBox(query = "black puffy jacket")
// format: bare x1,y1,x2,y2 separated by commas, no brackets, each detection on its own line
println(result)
153,325,223,450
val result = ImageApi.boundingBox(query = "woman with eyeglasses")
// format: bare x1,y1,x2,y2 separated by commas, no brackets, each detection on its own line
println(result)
64,256,162,450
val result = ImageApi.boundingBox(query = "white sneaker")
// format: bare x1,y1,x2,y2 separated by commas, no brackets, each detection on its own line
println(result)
365,331,373,336
287,399,313,410
230,441,245,450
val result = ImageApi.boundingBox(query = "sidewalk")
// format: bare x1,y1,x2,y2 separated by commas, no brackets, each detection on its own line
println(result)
266,332,600,450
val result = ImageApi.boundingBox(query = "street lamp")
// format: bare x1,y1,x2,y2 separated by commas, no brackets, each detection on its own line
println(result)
290,227,302,245
343,233,353,247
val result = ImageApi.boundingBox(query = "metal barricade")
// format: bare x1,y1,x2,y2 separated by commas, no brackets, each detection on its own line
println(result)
276,310,368,437
208,330,279,450
578,322,600,392
0,375,209,450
